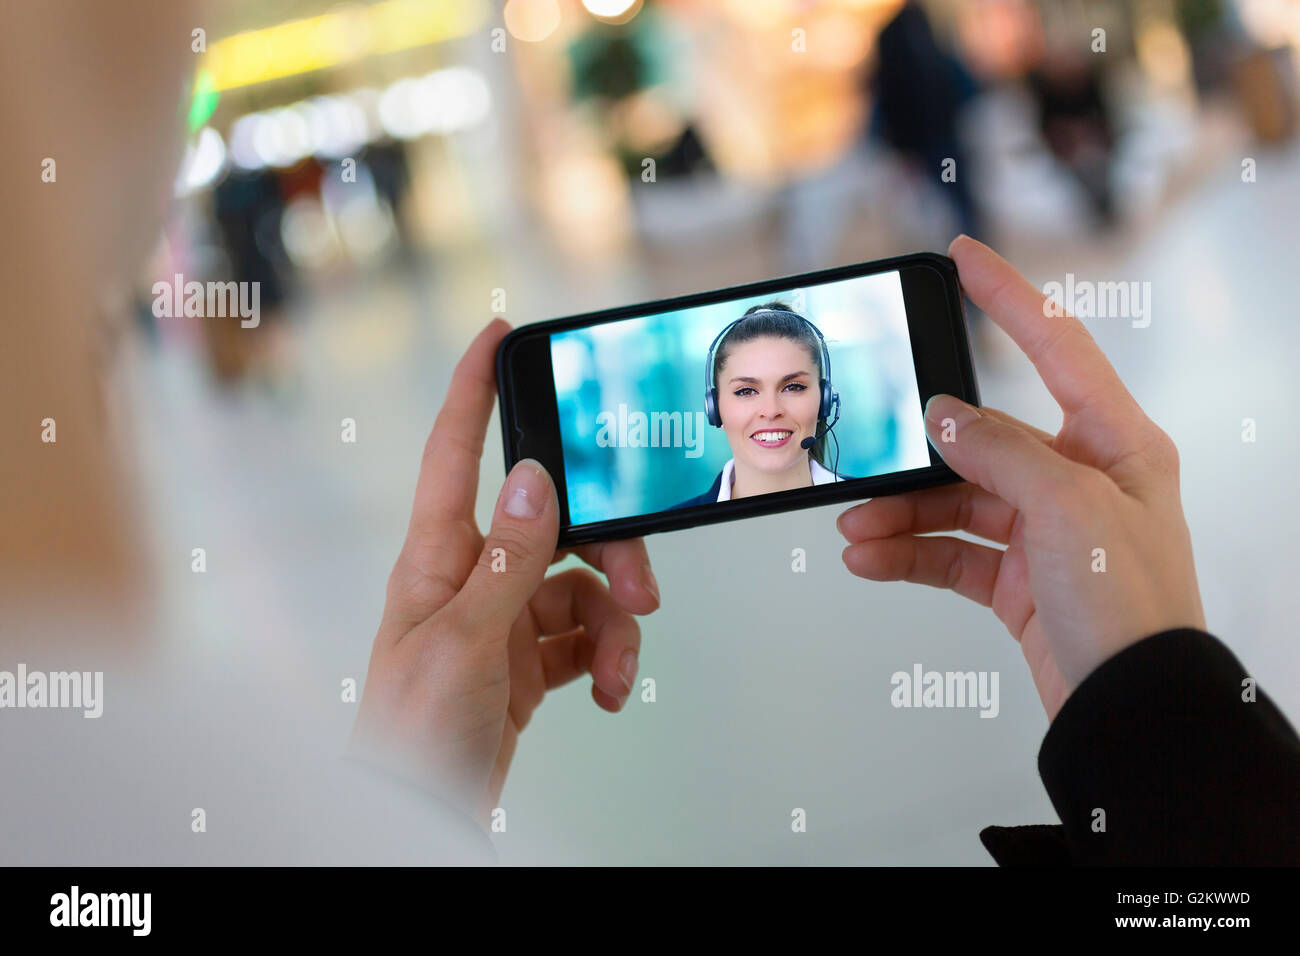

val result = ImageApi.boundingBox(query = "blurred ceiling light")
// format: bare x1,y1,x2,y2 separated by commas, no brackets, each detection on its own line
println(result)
220,66,489,180
251,113,290,167
582,0,641,23
228,114,268,170
378,67,491,138
301,95,370,159
504,0,561,43
275,107,315,164
424,68,492,133
174,127,228,196
205,0,488,91
377,78,427,139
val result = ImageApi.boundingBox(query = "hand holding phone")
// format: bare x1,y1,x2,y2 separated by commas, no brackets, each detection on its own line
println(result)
838,236,1207,721
348,320,658,827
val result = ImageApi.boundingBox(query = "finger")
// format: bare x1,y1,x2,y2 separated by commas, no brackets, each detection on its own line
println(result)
407,317,510,541
551,538,660,615
980,406,1056,445
837,481,1019,546
382,318,512,631
528,567,641,706
537,628,595,691
538,635,631,712
924,393,1085,515
842,533,1004,608
444,458,559,646
949,235,1137,419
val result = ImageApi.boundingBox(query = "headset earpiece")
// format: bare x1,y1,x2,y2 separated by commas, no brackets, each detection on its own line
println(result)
704,386,721,428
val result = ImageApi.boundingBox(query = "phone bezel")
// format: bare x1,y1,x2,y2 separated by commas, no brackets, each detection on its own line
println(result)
496,251,979,548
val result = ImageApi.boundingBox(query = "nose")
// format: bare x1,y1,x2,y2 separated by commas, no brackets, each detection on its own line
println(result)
761,391,785,421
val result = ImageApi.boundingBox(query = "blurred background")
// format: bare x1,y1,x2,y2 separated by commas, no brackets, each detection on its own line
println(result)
106,0,1300,862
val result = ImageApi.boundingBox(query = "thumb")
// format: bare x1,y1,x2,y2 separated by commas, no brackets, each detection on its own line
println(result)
447,458,559,641
924,394,1077,512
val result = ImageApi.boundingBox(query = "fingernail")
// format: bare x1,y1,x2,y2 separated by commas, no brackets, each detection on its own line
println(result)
924,394,979,438
618,649,638,692
503,458,547,519
642,563,660,602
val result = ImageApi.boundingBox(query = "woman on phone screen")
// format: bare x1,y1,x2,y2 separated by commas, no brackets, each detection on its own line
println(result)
673,302,848,508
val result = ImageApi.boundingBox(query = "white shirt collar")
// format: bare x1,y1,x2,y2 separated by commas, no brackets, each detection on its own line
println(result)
716,456,841,502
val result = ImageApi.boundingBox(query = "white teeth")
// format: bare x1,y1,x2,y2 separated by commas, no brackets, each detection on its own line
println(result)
753,431,792,442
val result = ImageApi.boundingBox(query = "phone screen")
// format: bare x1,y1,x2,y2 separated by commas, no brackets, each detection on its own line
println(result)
545,268,934,527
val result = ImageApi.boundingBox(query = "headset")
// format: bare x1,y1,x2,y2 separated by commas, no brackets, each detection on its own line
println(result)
703,307,842,477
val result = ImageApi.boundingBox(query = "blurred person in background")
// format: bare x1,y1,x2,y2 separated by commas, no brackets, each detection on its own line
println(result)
1026,40,1117,228
869,0,982,238
567,2,712,184
210,165,292,382
364,138,416,256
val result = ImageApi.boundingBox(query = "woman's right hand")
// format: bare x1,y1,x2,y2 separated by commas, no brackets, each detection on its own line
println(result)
836,236,1206,720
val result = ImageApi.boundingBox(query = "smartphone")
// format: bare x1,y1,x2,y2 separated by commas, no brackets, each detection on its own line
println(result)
496,252,979,548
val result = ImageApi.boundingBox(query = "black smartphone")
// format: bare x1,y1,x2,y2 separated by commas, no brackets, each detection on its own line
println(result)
496,252,979,548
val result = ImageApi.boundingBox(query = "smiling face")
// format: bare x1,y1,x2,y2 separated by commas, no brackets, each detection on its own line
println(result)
716,335,822,476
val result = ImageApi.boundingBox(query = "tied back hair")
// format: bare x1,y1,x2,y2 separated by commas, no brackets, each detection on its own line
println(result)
713,301,833,471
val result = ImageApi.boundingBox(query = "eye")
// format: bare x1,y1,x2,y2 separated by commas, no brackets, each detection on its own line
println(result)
733,382,807,397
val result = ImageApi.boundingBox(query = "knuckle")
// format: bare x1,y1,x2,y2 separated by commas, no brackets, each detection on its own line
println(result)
942,544,965,592
424,417,484,467
1144,424,1180,473
953,484,978,533
387,534,464,613
482,525,534,571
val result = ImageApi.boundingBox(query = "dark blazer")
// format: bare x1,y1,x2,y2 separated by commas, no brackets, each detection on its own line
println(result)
669,469,725,510
981,628,1300,865
669,462,855,511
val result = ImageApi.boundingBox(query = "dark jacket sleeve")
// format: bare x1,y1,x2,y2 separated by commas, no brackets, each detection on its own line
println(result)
981,628,1300,865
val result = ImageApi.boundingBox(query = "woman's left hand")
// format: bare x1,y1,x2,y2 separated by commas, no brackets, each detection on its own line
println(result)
348,318,660,827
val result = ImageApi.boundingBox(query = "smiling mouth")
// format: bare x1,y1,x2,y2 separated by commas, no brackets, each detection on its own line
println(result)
750,429,794,448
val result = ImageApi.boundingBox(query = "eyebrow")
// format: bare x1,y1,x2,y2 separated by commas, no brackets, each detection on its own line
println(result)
729,371,811,385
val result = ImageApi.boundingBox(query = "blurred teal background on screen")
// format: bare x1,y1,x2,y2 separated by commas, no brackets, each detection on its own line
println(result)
551,270,933,526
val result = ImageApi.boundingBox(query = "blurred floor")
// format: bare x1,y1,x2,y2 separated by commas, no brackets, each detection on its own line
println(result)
123,128,1300,865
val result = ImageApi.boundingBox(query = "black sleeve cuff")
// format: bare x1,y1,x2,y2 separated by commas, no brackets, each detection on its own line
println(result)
1037,628,1300,864
978,823,1071,866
